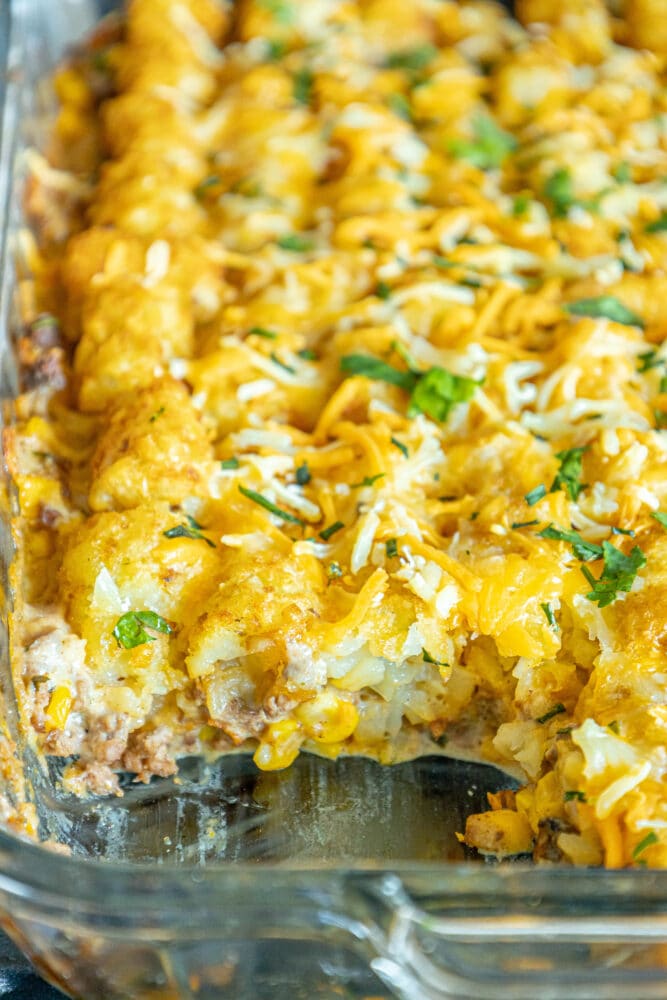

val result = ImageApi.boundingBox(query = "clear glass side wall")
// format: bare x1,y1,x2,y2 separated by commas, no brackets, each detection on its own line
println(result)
2,2,667,998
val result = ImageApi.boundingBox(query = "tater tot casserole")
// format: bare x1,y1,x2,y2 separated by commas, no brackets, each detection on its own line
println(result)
7,0,667,868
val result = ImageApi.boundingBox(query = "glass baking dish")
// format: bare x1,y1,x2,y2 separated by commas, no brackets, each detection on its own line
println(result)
3,2,667,997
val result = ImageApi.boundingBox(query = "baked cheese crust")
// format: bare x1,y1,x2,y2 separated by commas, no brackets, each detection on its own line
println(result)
7,0,667,866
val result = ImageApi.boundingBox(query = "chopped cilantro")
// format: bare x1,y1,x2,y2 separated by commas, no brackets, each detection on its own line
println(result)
194,175,221,200
661,374,667,393
511,519,539,529
581,541,646,608
611,525,635,536
652,511,667,530
298,348,317,360
270,351,296,374
319,520,344,541
655,409,667,428
221,457,240,470
537,703,566,724
541,602,559,630
390,436,409,458
565,295,644,328
512,193,530,217
340,355,480,423
608,720,620,734
645,212,667,234
564,790,587,803
293,68,313,106
328,561,343,579
386,538,398,558
295,462,311,486
249,326,278,340
538,524,603,562
613,162,631,184
633,831,658,861
266,39,287,60
407,367,481,421
422,648,449,667
470,511,479,521
550,446,587,501
525,484,546,506
277,234,314,252
544,168,575,218
113,611,172,650
448,115,517,171
149,406,165,423
238,484,304,525
352,473,385,488
385,44,437,72
340,354,416,391
387,92,412,121
637,350,663,372
433,255,456,269
257,0,294,24
164,514,215,548
376,280,392,300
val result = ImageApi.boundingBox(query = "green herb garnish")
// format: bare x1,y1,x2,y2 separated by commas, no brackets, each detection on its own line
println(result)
390,436,409,458
298,348,317,360
221,457,240,470
164,514,215,548
512,193,530,217
293,68,313,105
386,538,398,558
352,473,385,488
550,446,587,501
149,406,165,423
340,354,416,391
340,355,480,423
257,0,294,24
544,168,576,217
319,521,345,541
613,162,631,184
525,484,546,506
249,326,278,340
113,611,172,650
422,648,449,667
565,295,644,328
407,367,481,421
538,524,603,562
266,39,287,60
194,175,221,200
537,703,566,724
511,519,539,529
328,561,343,579
637,350,665,372
448,115,517,171
645,212,667,234
296,462,311,486
581,541,646,608
633,831,658,861
651,511,667,529
238,484,304,524
376,280,392,300
270,351,296,374
277,234,314,252
387,92,412,121
541,602,559,630
385,44,437,72
564,790,587,803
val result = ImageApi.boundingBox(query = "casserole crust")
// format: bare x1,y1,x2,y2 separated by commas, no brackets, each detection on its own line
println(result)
6,0,667,867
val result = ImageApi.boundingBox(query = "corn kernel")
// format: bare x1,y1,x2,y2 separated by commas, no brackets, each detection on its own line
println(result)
253,719,302,771
295,691,359,744
45,686,72,732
